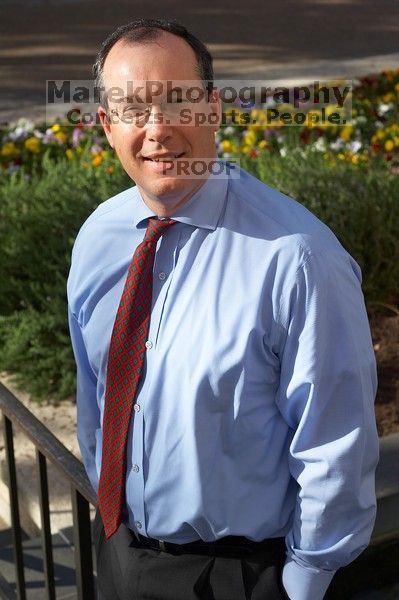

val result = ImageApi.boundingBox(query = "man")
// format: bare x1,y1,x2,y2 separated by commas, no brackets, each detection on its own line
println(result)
67,18,379,600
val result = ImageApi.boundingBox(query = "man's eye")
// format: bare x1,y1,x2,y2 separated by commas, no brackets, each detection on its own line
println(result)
164,100,190,113
123,106,147,115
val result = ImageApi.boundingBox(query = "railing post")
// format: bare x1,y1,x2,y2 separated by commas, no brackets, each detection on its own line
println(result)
36,450,56,600
71,487,95,600
3,415,26,600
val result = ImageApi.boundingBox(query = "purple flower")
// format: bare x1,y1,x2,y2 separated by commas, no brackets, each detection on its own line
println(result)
7,163,21,174
263,128,277,139
72,127,84,148
90,144,103,155
42,128,56,144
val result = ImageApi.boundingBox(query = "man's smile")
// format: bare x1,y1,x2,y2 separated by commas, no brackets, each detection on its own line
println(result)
142,151,186,162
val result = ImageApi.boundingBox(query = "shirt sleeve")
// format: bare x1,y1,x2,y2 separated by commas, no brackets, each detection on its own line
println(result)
68,307,101,493
275,249,379,600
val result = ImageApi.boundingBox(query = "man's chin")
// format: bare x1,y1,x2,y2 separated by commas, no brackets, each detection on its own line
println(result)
135,176,204,211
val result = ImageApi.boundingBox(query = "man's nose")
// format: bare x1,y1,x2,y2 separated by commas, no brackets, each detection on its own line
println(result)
145,104,173,144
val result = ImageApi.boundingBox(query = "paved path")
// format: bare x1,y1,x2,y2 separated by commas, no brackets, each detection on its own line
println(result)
1,0,399,123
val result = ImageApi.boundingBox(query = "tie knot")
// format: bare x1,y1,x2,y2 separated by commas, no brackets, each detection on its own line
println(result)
144,217,177,243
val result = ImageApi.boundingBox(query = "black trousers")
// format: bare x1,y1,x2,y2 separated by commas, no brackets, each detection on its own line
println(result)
93,510,290,600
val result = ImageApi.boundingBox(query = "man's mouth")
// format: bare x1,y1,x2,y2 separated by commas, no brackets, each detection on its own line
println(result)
143,152,185,162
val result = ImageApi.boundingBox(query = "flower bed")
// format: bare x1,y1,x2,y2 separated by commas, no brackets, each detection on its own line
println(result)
1,68,399,176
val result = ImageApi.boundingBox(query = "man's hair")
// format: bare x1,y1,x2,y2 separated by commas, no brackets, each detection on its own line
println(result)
93,18,214,109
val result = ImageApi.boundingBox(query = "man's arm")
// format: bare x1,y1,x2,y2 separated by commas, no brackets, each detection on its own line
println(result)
275,249,379,600
68,308,101,493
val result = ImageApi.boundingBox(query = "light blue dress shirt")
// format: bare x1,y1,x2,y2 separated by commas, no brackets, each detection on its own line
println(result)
67,162,379,600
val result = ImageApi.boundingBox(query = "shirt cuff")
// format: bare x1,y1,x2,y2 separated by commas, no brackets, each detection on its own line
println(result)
282,557,336,600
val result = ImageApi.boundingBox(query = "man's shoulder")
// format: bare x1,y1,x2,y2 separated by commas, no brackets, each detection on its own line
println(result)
72,185,138,252
80,185,137,231
228,166,344,259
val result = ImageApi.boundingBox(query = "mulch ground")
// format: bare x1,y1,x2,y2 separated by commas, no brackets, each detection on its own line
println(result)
369,305,399,436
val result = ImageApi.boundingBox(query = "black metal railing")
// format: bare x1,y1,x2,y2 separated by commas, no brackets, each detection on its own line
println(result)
0,382,97,600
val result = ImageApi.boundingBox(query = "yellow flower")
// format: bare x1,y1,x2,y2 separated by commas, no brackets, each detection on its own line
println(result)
394,136,399,147
223,108,242,121
92,154,103,167
24,137,41,153
382,92,395,103
323,152,336,167
339,125,353,141
54,132,67,144
258,140,269,150
51,124,61,133
65,148,73,160
221,140,233,153
384,140,394,152
351,154,360,165
305,110,322,129
256,110,269,125
101,150,109,159
243,131,257,146
76,146,83,155
1,141,17,156
241,144,251,155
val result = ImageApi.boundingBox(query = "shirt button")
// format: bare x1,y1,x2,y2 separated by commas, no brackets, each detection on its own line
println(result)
135,521,142,530
132,464,140,473
145,340,153,349
134,404,141,412
158,272,166,280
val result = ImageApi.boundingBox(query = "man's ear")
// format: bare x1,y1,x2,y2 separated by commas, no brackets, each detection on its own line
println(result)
208,87,222,133
98,106,114,148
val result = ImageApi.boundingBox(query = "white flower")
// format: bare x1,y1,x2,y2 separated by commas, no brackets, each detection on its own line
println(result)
9,117,35,132
377,103,393,116
330,138,345,151
313,138,327,152
349,140,362,153
280,147,287,157
353,115,367,125
223,126,235,136
263,98,276,108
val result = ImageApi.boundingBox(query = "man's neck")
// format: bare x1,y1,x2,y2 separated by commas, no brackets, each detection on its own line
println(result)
138,178,209,218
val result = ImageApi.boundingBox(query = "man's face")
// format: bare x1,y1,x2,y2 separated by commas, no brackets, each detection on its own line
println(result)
98,32,221,214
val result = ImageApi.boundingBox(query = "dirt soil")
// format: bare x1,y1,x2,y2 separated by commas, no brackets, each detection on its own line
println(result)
369,305,399,436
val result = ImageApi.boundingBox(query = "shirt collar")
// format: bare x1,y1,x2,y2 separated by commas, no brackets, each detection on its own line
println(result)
133,159,229,231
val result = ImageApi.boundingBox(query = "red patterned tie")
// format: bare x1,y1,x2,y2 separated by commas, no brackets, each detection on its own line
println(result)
98,217,177,539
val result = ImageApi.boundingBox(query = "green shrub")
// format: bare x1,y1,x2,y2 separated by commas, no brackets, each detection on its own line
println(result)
0,150,397,401
0,153,130,399
241,149,399,304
